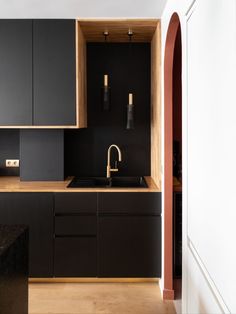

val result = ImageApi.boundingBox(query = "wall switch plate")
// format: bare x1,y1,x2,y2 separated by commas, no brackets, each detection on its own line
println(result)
6,159,20,168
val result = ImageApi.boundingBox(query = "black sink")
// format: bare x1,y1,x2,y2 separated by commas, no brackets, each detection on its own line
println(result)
67,177,110,188
67,176,148,188
111,176,148,188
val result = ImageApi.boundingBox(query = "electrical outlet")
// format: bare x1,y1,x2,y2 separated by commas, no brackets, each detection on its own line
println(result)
6,159,20,168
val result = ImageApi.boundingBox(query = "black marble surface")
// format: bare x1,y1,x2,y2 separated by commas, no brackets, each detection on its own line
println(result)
0,224,28,314
0,224,27,256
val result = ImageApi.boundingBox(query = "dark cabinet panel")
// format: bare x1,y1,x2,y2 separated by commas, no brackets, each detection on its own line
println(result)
0,193,53,277
98,215,161,277
54,193,97,214
54,237,97,277
98,192,161,215
55,215,97,236
33,20,76,125
0,20,32,125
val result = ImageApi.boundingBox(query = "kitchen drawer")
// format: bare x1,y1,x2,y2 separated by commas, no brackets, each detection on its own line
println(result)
55,215,97,236
98,192,161,215
54,237,97,277
54,193,97,214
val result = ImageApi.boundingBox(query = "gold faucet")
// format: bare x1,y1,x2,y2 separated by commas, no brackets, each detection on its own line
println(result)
106,144,122,178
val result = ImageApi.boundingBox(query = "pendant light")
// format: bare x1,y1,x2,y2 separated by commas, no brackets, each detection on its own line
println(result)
126,30,135,129
126,92,134,129
101,31,111,111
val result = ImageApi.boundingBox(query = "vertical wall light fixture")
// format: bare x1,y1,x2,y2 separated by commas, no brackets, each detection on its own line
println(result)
101,31,111,111
126,92,134,129
126,30,135,129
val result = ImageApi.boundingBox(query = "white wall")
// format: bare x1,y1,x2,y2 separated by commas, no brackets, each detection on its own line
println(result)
0,0,166,18
161,0,236,313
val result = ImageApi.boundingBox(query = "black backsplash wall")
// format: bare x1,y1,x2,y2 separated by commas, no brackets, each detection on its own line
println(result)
0,130,19,176
20,130,64,181
65,43,151,177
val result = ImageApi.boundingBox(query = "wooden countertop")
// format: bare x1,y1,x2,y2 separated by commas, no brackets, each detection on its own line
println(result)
0,176,160,192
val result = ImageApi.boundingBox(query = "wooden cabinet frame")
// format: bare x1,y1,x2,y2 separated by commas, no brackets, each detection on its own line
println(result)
76,18,161,187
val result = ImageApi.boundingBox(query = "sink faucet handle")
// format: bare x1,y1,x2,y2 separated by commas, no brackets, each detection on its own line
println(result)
110,167,118,172
110,160,119,172
106,144,122,178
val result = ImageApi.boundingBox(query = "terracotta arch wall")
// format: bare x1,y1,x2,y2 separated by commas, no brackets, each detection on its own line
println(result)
163,12,181,300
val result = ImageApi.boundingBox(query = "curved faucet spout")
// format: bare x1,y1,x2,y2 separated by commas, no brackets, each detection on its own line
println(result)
106,144,122,178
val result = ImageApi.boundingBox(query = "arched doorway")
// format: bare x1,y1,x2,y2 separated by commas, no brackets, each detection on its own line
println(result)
163,13,182,300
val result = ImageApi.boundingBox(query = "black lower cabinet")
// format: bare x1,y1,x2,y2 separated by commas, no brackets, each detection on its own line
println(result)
54,193,98,277
54,214,97,277
0,193,53,277
98,192,162,278
0,191,161,278
98,215,161,277
54,237,97,277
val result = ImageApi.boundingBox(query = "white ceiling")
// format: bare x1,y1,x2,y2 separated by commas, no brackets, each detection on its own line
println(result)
0,0,167,18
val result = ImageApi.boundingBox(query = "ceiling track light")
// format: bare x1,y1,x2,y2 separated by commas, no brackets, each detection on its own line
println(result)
128,29,133,37
103,31,109,41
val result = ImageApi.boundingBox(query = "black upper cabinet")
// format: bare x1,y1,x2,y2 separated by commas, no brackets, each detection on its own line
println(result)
0,20,32,125
33,20,76,126
0,19,76,127
0,193,54,277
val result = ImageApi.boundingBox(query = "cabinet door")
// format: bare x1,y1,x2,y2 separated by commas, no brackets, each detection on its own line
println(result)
0,20,32,125
98,215,161,277
0,193,53,277
33,20,76,126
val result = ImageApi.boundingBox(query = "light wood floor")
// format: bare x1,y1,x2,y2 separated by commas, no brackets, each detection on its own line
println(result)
29,282,176,314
